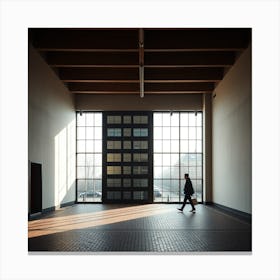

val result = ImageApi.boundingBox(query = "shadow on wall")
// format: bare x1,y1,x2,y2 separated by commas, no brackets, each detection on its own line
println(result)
54,119,76,207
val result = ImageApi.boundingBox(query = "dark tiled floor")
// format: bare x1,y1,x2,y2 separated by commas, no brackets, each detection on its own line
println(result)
28,204,251,252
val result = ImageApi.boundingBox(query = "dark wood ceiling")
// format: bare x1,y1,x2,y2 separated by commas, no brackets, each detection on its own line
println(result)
29,28,251,96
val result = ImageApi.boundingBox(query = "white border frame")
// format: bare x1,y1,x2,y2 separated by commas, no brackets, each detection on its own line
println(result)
0,0,279,279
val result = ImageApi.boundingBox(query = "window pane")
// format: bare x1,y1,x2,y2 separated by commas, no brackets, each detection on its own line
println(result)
107,115,121,124
123,128,131,137
196,140,202,153
123,115,131,124
196,113,202,126
107,141,121,149
154,154,162,166
162,127,171,139
77,140,85,153
133,166,148,174
180,154,188,166
77,113,86,126
94,114,102,126
180,127,188,139
153,140,162,153
86,127,94,139
85,166,94,178
107,153,121,162
171,167,179,178
123,178,131,187
133,153,148,162
134,141,148,150
123,141,131,149
107,178,121,187
86,114,94,126
154,127,162,139
189,113,196,126
197,154,202,166
123,191,131,200
180,140,189,152
107,191,121,200
94,154,102,166
95,127,102,139
171,127,179,139
123,166,131,174
180,113,188,125
154,167,162,178
171,154,179,166
85,154,94,165
162,154,170,166
133,179,148,187
107,166,121,175
171,140,179,153
123,153,131,162
189,140,196,152
162,113,170,126
197,127,202,140
189,127,196,139
77,154,85,166
107,128,122,137
133,115,148,124
170,113,179,126
77,167,85,179
133,191,148,200
154,113,162,126
85,140,94,153
77,127,86,139
162,140,171,153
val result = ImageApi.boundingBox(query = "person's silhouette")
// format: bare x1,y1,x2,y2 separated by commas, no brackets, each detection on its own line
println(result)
178,173,196,213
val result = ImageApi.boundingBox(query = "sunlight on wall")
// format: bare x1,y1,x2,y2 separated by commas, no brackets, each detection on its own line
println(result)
54,119,76,207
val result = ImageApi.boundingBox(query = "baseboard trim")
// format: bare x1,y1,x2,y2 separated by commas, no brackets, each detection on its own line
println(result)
42,206,56,213
28,202,76,220
205,202,252,223
60,200,75,208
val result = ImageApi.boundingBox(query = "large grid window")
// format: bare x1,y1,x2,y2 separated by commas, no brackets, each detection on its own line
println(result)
153,112,203,202
76,112,102,202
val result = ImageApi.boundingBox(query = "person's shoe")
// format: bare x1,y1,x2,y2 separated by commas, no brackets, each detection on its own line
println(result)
190,209,196,213
177,208,183,212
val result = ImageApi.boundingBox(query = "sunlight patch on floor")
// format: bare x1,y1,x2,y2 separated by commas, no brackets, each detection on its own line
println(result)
28,204,173,238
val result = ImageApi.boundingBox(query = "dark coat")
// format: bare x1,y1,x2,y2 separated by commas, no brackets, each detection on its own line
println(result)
184,178,194,196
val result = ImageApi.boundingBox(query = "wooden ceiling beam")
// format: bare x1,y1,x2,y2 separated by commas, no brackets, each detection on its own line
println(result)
145,51,235,66
59,67,223,81
71,91,212,94
47,51,235,67
59,68,139,80
145,67,224,80
68,82,214,91
47,52,138,66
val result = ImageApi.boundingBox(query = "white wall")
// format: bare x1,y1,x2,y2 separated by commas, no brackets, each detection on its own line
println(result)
28,45,76,211
212,46,252,214
75,93,203,111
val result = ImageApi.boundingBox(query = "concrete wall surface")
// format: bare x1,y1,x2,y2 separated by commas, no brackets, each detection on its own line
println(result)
28,45,76,211
212,45,252,214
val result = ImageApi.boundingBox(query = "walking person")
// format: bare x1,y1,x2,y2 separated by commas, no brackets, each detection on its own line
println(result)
178,173,196,213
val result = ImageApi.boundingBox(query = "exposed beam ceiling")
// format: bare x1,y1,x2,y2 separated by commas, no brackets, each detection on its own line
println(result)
29,28,251,95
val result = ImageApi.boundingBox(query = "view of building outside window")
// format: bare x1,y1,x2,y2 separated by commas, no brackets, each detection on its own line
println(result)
153,112,203,202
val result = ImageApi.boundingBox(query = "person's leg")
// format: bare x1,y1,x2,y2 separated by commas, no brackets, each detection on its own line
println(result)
187,195,196,211
178,195,187,211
